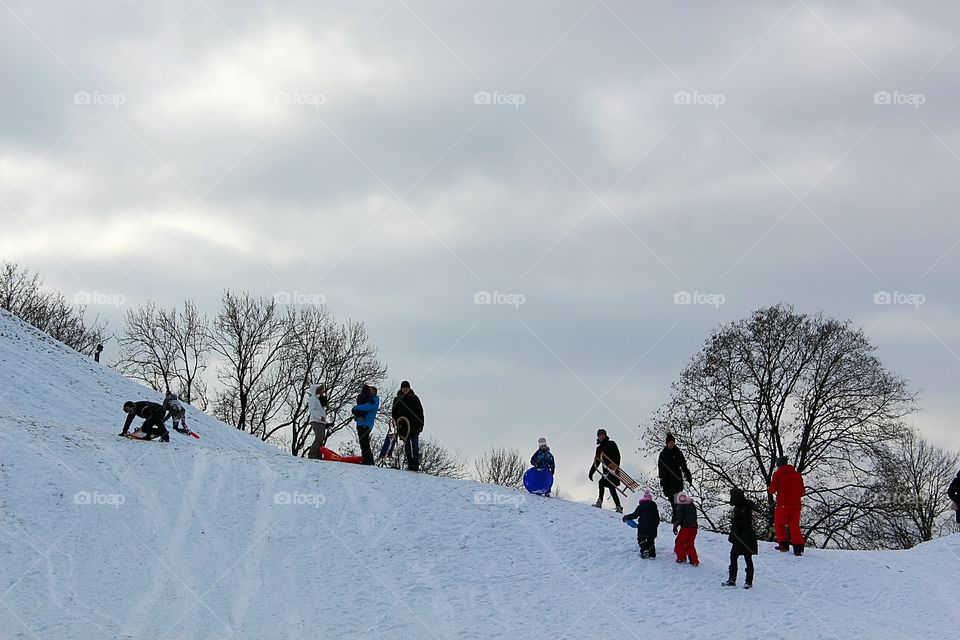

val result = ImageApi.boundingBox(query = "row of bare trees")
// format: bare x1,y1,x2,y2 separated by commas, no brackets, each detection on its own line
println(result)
644,304,958,550
0,262,108,355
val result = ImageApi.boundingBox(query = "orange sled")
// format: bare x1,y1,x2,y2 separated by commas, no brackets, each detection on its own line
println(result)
318,447,365,464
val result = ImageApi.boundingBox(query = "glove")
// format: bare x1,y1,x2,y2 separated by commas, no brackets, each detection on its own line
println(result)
589,470,595,482
672,525,679,535
621,516,628,522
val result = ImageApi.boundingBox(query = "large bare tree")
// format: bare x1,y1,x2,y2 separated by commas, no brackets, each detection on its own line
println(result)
116,300,210,408
0,261,109,355
644,304,917,548
210,291,291,435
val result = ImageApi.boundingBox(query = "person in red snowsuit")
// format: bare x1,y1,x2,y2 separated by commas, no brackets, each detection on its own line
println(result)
768,456,805,556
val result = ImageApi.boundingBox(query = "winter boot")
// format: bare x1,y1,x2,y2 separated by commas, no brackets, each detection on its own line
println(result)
615,506,624,514
593,500,603,508
722,563,737,586
743,582,753,589
160,433,170,442
745,565,754,588
777,541,790,552
793,544,804,556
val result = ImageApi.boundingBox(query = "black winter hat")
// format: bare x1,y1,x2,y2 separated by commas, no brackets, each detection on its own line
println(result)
730,487,745,504
596,428,607,436
776,456,789,468
400,380,411,389
665,433,676,444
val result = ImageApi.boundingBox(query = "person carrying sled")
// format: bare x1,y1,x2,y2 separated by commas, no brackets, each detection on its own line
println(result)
948,469,960,524
658,433,693,521
589,428,622,513
306,383,330,460
120,400,169,442
162,392,190,434
768,455,806,556
622,489,660,558
391,380,424,471
672,490,699,566
530,437,556,496
352,384,380,466
723,487,758,589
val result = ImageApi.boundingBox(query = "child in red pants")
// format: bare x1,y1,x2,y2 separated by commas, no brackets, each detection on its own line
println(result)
672,491,699,565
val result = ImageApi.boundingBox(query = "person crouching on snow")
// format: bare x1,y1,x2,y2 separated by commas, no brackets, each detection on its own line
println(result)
622,489,660,559
672,491,699,566
121,400,169,441
530,437,556,496
162,392,190,434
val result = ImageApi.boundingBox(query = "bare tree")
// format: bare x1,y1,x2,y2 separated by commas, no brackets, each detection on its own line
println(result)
116,300,210,408
209,291,291,435
475,447,525,488
644,304,917,548
265,307,388,456
858,430,960,549
0,261,109,355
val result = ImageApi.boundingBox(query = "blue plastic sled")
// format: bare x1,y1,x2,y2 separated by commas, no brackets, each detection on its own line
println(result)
625,519,638,528
523,467,554,495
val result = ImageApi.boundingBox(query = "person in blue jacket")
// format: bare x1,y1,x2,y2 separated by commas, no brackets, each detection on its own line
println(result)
352,384,380,465
622,489,660,559
531,437,556,496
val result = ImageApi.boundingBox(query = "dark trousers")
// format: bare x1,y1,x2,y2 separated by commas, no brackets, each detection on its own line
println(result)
638,536,657,558
404,433,420,471
598,478,621,507
357,426,374,465
663,486,681,521
729,548,754,584
141,412,169,439
307,422,326,459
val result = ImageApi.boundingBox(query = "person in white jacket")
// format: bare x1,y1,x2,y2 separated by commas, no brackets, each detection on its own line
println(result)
306,383,329,459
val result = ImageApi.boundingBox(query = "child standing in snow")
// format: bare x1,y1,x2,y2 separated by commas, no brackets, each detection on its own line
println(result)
672,491,699,566
530,437,556,497
622,489,660,558
723,487,758,589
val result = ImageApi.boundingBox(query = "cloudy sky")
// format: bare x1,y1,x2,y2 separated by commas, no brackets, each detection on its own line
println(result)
2,0,959,501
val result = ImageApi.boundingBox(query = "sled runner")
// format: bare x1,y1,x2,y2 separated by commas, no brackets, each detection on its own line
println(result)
377,419,402,467
599,452,640,496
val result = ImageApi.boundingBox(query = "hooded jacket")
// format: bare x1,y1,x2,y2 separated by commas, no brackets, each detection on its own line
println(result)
728,488,758,555
352,392,380,429
948,471,960,504
672,500,698,529
307,384,328,424
768,464,805,506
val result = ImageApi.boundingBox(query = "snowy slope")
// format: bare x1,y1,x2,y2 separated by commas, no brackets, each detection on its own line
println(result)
1,309,958,640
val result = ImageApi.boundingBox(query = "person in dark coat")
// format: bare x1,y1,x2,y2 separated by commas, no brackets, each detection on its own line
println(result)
120,400,169,441
658,433,692,521
768,455,806,555
589,428,622,512
723,487,758,589
948,470,960,524
622,489,660,558
391,381,424,471
671,490,699,565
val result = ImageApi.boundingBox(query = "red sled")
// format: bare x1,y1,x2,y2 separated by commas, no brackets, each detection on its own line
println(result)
318,447,365,464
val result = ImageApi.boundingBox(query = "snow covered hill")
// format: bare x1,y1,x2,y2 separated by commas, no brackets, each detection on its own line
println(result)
1,309,957,640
